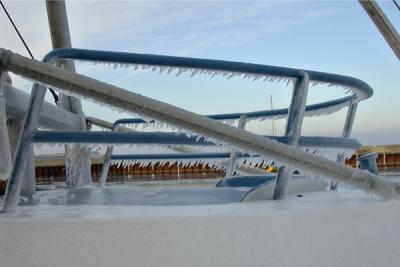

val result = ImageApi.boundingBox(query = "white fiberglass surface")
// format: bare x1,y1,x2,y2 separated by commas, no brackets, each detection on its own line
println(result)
0,187,381,220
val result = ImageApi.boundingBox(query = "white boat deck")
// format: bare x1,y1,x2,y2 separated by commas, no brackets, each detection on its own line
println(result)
1,188,399,267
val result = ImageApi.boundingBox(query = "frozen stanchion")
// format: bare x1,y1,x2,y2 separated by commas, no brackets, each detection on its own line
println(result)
7,118,36,203
273,72,309,200
0,72,36,203
225,114,247,178
0,72,12,180
357,153,379,175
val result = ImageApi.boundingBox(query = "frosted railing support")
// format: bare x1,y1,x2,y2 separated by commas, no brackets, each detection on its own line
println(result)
98,146,114,186
1,72,35,200
341,102,358,139
226,115,247,177
273,72,309,200
46,0,92,187
98,118,148,187
7,118,36,203
1,48,399,211
330,102,358,190
2,83,47,212
99,123,119,187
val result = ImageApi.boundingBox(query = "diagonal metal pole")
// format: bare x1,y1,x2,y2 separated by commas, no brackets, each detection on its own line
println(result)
1,72,36,202
273,72,309,199
359,0,400,60
2,83,46,212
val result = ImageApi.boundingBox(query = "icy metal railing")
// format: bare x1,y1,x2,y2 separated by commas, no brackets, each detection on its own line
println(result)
1,47,399,212
43,48,371,121
97,111,362,186
41,48,368,192
31,130,361,184
89,97,355,128
96,116,248,186
40,49,364,197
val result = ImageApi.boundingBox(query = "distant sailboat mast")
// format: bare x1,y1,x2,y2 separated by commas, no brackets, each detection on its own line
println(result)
269,94,276,136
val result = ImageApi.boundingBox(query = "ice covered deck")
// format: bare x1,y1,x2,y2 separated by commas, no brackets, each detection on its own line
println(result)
34,186,251,206
1,189,399,267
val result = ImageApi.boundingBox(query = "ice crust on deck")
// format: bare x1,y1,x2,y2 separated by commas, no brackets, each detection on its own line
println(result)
1,190,399,267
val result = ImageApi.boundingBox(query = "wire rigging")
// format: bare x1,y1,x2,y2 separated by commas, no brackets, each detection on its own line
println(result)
0,0,59,104
393,0,400,12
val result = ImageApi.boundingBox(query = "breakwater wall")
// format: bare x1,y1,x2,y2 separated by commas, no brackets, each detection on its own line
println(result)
1,151,399,192
33,152,400,184
35,162,225,184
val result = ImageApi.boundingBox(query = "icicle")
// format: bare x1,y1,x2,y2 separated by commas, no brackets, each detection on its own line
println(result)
227,73,236,79
191,69,199,77
252,75,260,82
211,70,221,78
166,67,174,74
176,68,184,77
159,66,167,74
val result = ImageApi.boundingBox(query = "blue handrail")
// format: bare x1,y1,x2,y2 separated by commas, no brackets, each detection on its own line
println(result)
31,130,362,149
43,48,373,100
106,96,352,124
41,48,372,124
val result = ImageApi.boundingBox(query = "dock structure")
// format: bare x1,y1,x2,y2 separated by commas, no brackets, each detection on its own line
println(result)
35,162,225,185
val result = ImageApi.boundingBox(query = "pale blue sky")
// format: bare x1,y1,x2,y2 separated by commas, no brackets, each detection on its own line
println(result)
0,0,399,145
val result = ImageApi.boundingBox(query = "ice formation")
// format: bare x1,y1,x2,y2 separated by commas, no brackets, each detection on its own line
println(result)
2,47,397,200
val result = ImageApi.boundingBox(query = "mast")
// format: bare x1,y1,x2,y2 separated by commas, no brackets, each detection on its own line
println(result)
45,0,92,186
269,94,276,136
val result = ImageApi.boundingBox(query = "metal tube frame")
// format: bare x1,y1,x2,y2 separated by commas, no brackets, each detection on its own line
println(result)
330,101,358,190
2,84,47,212
46,0,92,187
99,120,123,186
226,115,247,177
4,47,397,212
30,131,362,149
43,48,372,125
273,73,309,199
